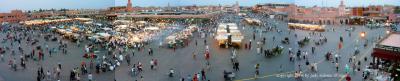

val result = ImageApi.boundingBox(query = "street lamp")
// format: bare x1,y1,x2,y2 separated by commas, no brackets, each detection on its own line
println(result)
360,32,366,38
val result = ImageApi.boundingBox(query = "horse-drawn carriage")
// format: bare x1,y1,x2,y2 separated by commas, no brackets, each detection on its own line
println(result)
265,46,284,57
166,35,190,49
315,37,327,45
167,39,185,48
298,37,310,47
281,37,289,44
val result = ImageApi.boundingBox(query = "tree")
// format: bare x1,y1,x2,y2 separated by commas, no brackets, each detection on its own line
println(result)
395,6,400,14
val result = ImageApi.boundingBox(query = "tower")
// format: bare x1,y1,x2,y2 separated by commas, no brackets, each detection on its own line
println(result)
126,0,133,12
234,1,240,13
338,0,346,16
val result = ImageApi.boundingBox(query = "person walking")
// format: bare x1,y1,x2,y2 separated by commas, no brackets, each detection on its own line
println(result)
234,62,239,71
126,54,131,66
336,63,339,72
0,53,4,62
132,50,135,56
255,63,260,78
150,59,155,70
192,52,196,60
201,69,206,80
148,48,152,55
88,73,93,81
46,70,51,80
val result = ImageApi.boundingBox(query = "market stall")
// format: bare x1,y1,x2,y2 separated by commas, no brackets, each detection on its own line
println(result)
215,23,243,48
243,18,262,26
288,23,325,32
164,25,197,48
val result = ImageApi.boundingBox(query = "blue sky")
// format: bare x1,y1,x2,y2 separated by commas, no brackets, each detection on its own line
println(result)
114,0,294,7
0,0,399,13
0,0,114,12
295,0,400,7
0,0,293,12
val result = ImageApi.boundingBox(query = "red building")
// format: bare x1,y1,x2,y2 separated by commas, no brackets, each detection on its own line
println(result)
29,12,52,19
351,6,383,17
108,0,133,13
0,10,28,23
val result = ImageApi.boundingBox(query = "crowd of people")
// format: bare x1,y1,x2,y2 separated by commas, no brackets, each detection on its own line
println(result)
0,12,395,81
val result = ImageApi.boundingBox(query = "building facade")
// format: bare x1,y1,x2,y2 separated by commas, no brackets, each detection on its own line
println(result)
289,0,347,25
0,10,28,23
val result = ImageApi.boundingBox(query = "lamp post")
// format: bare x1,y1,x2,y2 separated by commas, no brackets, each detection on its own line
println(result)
360,31,366,38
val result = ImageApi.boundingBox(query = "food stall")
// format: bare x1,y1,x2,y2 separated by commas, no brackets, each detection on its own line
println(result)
243,18,262,26
23,19,73,26
288,23,325,32
164,25,197,48
74,18,93,22
215,23,243,48
144,26,160,31
230,30,244,47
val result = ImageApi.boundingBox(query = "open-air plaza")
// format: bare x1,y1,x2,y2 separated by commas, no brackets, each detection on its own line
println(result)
1,0,400,81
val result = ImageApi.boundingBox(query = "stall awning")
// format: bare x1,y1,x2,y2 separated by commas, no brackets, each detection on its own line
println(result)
372,48,400,61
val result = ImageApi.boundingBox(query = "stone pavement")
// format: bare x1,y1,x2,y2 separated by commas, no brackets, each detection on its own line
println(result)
0,13,388,81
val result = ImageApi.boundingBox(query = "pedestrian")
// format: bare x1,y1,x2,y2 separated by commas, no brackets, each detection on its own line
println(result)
298,64,301,71
20,57,25,69
88,73,93,81
181,77,185,81
57,62,62,70
138,62,143,72
150,59,154,70
126,54,131,66
195,40,198,46
311,47,315,54
201,69,206,80
154,59,158,67
336,63,339,72
48,49,52,57
118,54,123,62
148,48,152,55
0,54,4,62
132,50,135,56
345,74,351,81
12,61,17,71
253,33,256,40
193,74,198,81
187,75,192,81
234,62,239,71
244,43,247,49
204,51,210,61
204,39,207,45
31,49,35,59
249,41,252,50
169,68,174,77
37,75,41,81
206,62,211,71
38,51,43,61
76,73,81,81
255,63,260,78
46,70,51,80
193,52,196,60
